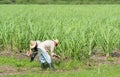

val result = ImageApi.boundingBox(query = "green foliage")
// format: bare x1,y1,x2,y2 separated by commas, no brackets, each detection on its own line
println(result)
0,5,120,59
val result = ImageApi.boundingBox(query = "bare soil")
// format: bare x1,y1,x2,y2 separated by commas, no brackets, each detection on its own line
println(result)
89,50,120,66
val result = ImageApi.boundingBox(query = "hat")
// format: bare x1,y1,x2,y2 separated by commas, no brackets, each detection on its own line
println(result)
54,39,59,44
30,40,36,49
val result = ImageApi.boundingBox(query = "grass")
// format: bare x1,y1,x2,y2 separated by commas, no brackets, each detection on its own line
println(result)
0,55,120,77
0,57,39,67
1,64,120,77
0,55,81,70
18,65,120,77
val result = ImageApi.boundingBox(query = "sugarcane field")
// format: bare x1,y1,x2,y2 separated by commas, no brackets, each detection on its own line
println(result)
0,2,120,77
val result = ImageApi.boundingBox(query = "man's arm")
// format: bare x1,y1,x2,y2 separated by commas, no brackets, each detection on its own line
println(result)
50,46,60,58
50,45,56,56
27,48,38,62
26,45,33,57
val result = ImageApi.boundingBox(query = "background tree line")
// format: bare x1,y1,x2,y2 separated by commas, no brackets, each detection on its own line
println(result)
0,0,120,4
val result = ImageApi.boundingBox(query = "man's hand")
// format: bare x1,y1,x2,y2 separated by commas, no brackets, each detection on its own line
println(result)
52,54,61,59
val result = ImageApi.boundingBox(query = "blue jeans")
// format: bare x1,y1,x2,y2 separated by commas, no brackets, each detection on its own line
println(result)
37,48,52,64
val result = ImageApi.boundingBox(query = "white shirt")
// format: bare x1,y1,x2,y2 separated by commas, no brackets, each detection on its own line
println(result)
37,40,56,56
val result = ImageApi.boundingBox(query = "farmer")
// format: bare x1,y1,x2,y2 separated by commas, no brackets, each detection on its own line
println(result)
26,39,59,70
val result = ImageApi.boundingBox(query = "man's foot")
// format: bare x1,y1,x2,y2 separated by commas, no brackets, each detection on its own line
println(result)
49,63,56,71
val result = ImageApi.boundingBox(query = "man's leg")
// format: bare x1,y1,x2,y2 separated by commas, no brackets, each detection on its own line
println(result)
30,52,38,62
37,48,55,70
41,52,55,70
39,54,46,70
